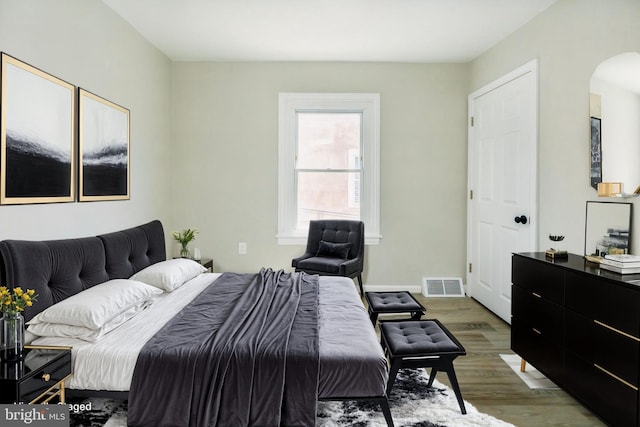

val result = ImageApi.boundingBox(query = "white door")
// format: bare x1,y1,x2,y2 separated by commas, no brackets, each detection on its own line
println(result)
467,60,538,324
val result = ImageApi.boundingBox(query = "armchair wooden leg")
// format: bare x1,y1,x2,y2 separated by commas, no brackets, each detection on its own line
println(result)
356,274,364,296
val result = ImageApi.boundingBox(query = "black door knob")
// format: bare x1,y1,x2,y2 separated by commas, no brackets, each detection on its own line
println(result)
514,215,528,224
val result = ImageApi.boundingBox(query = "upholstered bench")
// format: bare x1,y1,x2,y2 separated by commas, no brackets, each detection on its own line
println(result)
365,291,426,325
380,319,467,414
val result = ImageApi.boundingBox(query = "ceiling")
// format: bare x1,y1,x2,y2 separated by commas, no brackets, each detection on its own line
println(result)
102,0,558,63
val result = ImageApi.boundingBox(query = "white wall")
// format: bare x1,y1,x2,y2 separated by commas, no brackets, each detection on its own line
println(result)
4,0,639,288
171,62,470,286
0,0,173,241
470,0,640,255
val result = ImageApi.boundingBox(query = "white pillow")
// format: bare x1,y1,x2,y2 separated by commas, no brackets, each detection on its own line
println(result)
28,279,162,329
130,258,206,292
27,301,151,342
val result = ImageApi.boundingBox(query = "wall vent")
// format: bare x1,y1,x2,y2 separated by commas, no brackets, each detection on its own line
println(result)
422,277,465,297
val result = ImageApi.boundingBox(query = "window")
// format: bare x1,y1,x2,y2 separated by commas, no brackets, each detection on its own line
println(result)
278,93,380,244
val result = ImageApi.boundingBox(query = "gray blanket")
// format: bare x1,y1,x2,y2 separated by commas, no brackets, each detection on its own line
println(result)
128,269,320,427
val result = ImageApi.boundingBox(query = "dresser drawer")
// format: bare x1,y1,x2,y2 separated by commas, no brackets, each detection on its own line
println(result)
512,317,564,383
564,351,638,427
512,256,564,303
512,285,564,346
565,271,640,337
566,309,639,387
18,351,71,403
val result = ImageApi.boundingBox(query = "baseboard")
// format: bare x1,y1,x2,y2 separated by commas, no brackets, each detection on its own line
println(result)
363,284,422,293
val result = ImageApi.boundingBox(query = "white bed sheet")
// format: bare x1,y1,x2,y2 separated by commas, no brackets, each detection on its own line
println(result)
30,272,222,391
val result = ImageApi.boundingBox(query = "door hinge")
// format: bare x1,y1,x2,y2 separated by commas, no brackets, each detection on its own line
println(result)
469,263,472,273
470,116,474,127
469,190,473,200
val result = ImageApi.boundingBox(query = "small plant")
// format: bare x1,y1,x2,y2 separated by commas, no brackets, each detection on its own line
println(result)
172,228,198,258
0,286,37,316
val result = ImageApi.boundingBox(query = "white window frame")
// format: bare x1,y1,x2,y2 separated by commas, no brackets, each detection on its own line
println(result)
278,93,381,245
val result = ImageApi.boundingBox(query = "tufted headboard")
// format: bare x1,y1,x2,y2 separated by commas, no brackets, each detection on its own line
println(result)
0,220,166,322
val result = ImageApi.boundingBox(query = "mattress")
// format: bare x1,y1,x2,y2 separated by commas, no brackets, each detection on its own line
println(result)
29,273,387,398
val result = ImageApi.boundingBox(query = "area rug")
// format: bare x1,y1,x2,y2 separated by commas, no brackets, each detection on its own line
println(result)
500,353,559,390
68,369,515,427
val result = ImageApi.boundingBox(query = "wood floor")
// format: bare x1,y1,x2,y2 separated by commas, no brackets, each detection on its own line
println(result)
370,294,606,427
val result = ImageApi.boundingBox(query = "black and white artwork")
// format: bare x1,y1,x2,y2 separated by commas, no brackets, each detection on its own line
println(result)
1,53,75,204
590,116,602,190
79,88,129,201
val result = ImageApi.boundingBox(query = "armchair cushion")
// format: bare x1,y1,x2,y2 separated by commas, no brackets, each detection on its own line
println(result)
295,256,345,275
316,240,352,259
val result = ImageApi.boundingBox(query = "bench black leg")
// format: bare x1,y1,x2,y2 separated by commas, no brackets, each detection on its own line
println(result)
444,363,467,414
370,312,379,325
424,361,466,415
379,397,395,427
386,357,403,395
426,367,438,387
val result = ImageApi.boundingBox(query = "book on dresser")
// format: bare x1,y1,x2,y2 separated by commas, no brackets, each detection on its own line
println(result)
602,254,640,269
600,262,640,274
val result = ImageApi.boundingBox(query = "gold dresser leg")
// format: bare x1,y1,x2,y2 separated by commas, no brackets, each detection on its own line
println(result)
520,358,527,372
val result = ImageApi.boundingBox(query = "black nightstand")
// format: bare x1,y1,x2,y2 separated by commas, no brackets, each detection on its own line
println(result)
199,258,214,271
0,345,72,404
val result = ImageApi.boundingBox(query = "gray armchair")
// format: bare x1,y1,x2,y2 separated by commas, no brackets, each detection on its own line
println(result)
292,220,365,295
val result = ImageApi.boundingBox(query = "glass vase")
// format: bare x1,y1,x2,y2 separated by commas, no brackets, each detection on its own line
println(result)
1,312,25,362
180,242,190,258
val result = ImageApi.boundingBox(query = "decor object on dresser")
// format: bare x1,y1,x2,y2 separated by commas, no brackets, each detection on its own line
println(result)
292,219,365,295
597,181,623,197
172,228,198,258
545,234,567,259
512,252,640,426
78,88,130,202
584,201,632,257
0,286,37,361
0,53,75,205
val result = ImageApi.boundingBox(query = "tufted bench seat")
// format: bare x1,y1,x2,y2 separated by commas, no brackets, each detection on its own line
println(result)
380,319,467,414
365,291,426,325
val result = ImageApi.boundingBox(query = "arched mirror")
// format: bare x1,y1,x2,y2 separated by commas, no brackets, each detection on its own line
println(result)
590,52,640,194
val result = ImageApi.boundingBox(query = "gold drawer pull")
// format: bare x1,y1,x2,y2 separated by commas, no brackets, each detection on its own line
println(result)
532,292,542,298
594,363,638,391
532,328,542,335
594,320,640,342
42,373,50,381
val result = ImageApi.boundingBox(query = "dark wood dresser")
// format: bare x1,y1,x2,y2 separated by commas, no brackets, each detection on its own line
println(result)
512,252,640,427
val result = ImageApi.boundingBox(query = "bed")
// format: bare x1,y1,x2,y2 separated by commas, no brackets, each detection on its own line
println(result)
0,220,393,427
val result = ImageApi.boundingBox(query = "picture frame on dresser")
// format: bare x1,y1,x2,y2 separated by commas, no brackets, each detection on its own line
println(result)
0,53,76,205
584,201,632,257
78,88,130,202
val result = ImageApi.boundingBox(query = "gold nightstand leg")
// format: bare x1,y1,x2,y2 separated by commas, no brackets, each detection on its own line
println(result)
59,379,66,404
